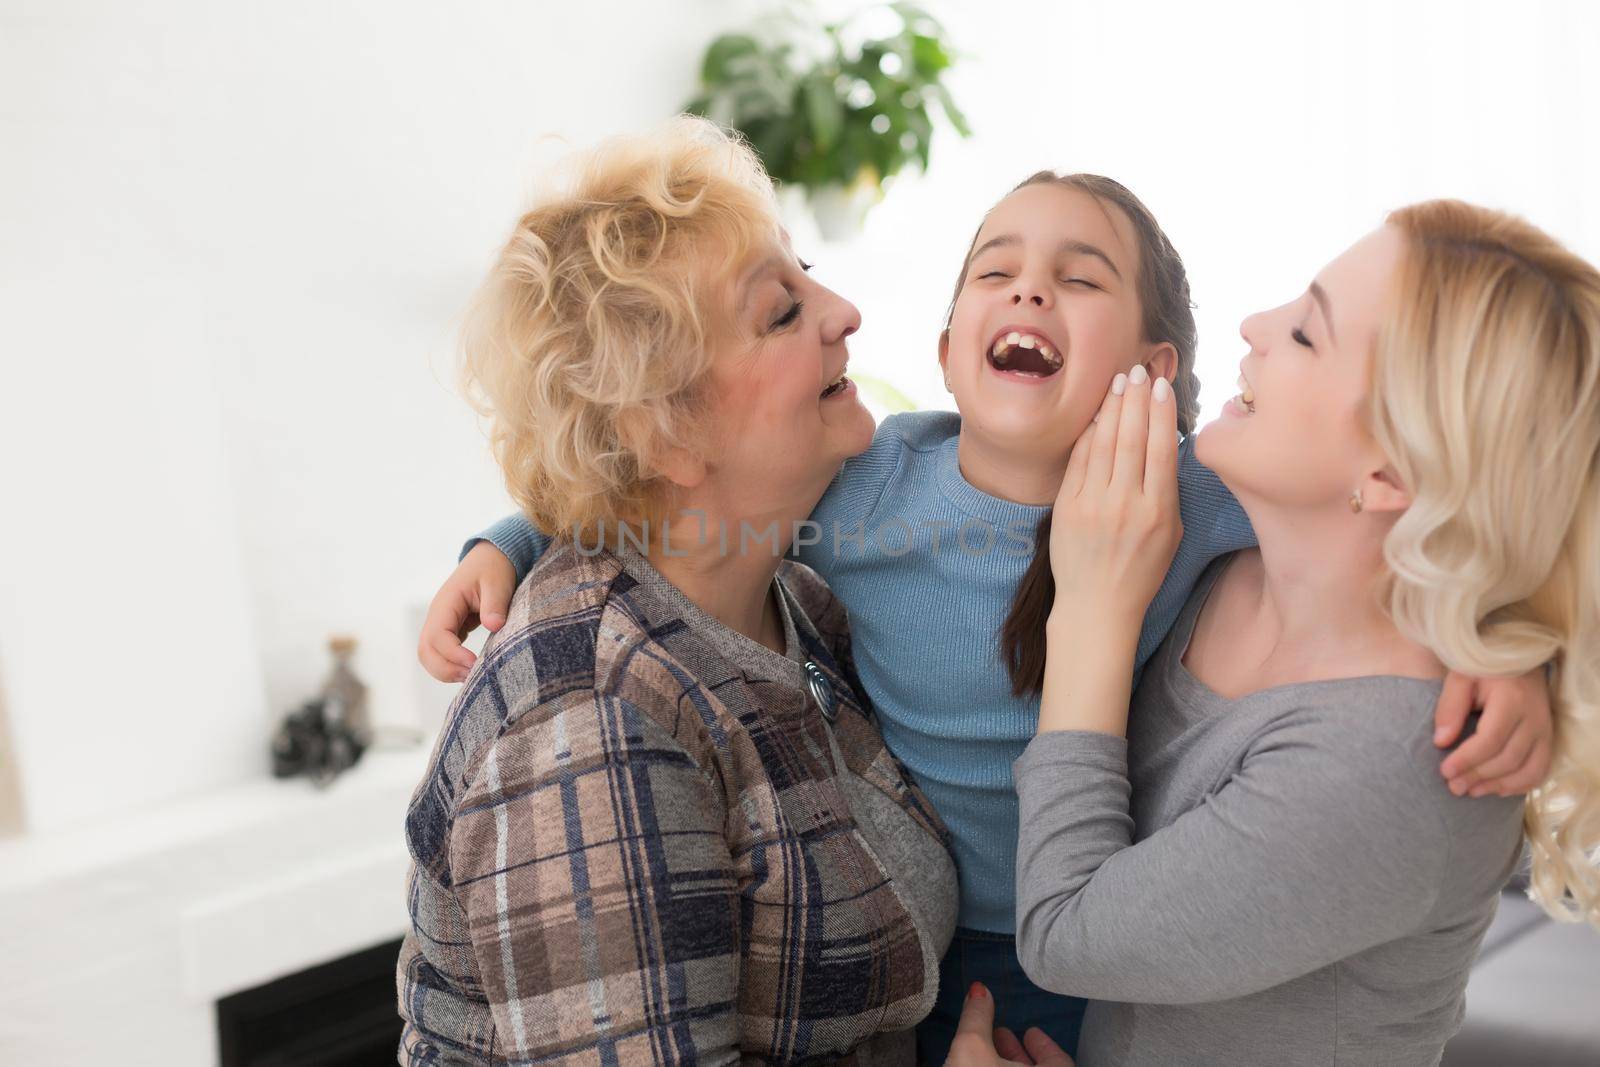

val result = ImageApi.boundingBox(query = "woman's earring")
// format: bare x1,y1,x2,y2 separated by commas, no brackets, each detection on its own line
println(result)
1349,489,1364,513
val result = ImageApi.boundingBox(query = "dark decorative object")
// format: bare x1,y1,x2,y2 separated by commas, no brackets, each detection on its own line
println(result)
270,635,371,786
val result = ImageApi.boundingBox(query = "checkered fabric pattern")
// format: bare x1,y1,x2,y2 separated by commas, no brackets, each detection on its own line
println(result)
397,541,951,1065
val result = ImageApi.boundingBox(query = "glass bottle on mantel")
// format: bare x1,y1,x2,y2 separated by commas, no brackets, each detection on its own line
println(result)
322,635,371,745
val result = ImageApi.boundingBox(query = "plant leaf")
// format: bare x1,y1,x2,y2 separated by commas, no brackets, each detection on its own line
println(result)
701,34,762,85
802,74,844,151
910,33,950,77
930,82,972,137
682,5,970,197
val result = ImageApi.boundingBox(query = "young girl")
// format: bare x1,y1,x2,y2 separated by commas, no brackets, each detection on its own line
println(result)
419,174,1551,1061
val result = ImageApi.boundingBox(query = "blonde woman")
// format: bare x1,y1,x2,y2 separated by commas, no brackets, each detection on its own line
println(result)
993,202,1599,1066
396,118,959,1065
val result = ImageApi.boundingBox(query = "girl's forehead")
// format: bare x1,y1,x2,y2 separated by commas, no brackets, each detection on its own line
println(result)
979,183,1135,260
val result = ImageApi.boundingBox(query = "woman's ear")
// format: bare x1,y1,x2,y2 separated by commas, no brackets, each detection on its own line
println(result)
1360,464,1412,513
617,408,707,489
1143,342,1178,384
938,329,951,376
655,445,708,489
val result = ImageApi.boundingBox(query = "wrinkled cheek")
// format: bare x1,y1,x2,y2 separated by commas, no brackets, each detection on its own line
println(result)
700,392,763,465
740,387,822,457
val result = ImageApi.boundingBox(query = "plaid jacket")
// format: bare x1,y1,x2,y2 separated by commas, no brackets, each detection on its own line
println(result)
397,541,953,1065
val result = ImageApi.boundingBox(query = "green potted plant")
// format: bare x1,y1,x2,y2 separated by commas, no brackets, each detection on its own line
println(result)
686,2,971,240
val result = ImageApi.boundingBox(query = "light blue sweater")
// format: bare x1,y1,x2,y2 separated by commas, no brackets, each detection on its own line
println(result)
469,410,1256,932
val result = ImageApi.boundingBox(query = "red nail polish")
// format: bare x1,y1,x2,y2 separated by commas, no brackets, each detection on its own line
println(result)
968,981,987,1000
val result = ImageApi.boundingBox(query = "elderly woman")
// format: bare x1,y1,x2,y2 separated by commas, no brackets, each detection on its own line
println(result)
396,118,957,1065
992,202,1600,1066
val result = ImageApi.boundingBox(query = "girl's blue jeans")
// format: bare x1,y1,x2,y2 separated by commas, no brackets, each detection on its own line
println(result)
915,927,1088,1066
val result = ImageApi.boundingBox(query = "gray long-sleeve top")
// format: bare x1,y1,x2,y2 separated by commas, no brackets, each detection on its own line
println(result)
1013,559,1525,1066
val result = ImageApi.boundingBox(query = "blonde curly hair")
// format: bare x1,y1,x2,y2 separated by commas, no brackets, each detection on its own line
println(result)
1374,200,1600,925
460,116,782,543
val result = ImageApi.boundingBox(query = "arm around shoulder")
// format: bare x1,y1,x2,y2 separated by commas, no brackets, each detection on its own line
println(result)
461,512,553,581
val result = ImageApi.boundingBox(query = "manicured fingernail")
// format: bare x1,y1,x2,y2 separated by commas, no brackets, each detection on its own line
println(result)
1152,377,1171,402
1112,373,1128,396
968,982,987,1000
1448,778,1466,796
1434,727,1450,744
1129,364,1149,385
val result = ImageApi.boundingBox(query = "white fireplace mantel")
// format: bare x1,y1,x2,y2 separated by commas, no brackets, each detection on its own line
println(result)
0,738,433,1067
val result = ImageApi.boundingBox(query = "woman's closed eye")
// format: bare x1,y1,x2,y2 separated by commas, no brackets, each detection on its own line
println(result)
761,257,813,332
770,299,804,331
1292,326,1313,348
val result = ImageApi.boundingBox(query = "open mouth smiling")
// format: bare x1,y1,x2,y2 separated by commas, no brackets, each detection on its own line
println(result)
820,362,852,400
988,328,1064,378
1232,370,1255,414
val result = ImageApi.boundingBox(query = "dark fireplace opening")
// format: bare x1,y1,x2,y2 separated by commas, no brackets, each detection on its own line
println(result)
217,937,404,1067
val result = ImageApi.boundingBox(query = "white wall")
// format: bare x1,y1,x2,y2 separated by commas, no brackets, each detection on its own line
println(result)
0,670,21,835
0,0,743,832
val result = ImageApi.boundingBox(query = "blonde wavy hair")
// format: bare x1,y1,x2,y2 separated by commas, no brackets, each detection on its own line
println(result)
1373,200,1600,925
460,116,782,542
